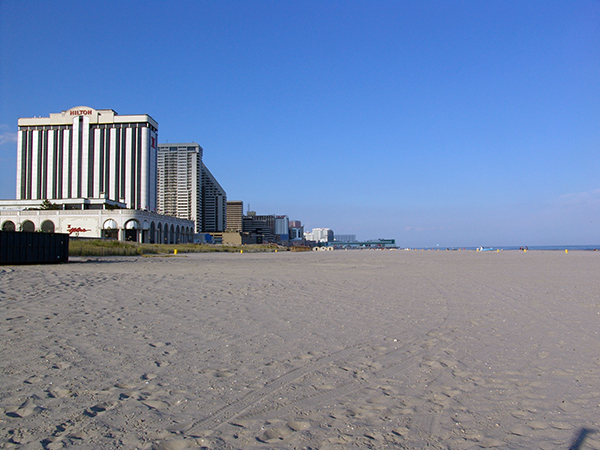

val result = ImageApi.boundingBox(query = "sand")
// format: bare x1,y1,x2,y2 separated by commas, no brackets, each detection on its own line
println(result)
1,250,599,449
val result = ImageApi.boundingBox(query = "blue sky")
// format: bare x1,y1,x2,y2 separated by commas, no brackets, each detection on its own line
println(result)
1,1,598,246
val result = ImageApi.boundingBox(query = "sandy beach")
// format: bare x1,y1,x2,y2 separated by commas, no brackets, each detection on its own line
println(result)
1,250,599,449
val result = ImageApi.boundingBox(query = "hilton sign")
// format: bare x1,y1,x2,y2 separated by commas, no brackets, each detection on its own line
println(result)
69,109,93,116
64,106,98,120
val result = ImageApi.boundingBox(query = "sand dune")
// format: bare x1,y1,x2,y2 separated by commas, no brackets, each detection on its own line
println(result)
1,250,599,449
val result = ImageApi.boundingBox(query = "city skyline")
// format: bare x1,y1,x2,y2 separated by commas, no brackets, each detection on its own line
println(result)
1,1,598,247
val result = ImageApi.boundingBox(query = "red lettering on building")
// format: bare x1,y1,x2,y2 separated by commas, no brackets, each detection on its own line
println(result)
67,224,90,235
70,110,93,116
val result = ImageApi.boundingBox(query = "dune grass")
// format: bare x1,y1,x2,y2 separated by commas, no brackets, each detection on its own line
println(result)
68,239,281,257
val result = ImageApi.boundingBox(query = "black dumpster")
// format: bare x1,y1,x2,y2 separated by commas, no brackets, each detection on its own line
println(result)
0,231,69,265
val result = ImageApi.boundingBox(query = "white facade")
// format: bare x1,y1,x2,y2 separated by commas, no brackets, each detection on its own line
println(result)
157,144,202,232
274,215,289,235
0,208,193,244
17,107,158,210
304,228,334,243
156,143,227,233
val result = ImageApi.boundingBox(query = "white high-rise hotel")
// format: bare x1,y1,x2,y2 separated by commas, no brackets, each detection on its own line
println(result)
16,106,158,210
157,144,201,230
157,143,226,233
2,106,194,243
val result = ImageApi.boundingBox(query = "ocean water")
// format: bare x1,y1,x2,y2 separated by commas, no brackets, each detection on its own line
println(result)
431,245,600,251
497,245,599,251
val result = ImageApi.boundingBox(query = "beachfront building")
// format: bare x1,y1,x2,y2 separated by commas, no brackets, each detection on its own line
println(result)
242,212,275,243
157,143,202,231
201,162,226,232
334,234,357,243
289,220,304,241
16,106,158,210
274,215,289,242
0,207,193,244
305,228,334,243
226,201,243,232
157,143,227,234
1,106,194,242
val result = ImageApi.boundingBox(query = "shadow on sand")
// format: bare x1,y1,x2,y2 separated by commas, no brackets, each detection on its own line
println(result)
569,427,596,450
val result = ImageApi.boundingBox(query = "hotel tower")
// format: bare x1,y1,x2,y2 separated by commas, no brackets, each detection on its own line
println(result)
16,106,158,210
157,143,227,233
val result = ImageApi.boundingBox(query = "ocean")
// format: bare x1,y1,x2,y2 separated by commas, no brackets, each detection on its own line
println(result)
433,245,600,251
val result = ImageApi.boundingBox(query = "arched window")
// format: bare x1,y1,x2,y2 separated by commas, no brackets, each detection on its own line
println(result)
149,222,156,244
41,220,55,233
21,220,35,232
2,220,15,231
125,219,140,229
124,220,140,242
103,219,119,240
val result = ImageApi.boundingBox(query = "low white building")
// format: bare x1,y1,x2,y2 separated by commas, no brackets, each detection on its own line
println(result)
0,201,193,244
304,228,334,243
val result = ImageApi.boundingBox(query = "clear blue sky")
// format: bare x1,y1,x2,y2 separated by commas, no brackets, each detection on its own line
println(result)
1,1,598,246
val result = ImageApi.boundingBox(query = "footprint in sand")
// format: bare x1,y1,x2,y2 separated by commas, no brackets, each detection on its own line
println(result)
558,401,580,413
201,368,234,378
24,375,44,384
8,398,41,418
528,420,549,430
115,382,138,389
152,438,192,450
509,425,531,436
477,437,505,448
84,401,117,417
257,421,310,443
47,387,71,398
142,400,170,410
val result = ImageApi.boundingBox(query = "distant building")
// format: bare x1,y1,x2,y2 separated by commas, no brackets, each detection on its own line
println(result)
201,162,226,232
274,215,289,242
157,143,227,233
226,200,244,232
305,228,334,243
290,220,304,241
334,234,356,242
243,213,275,243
